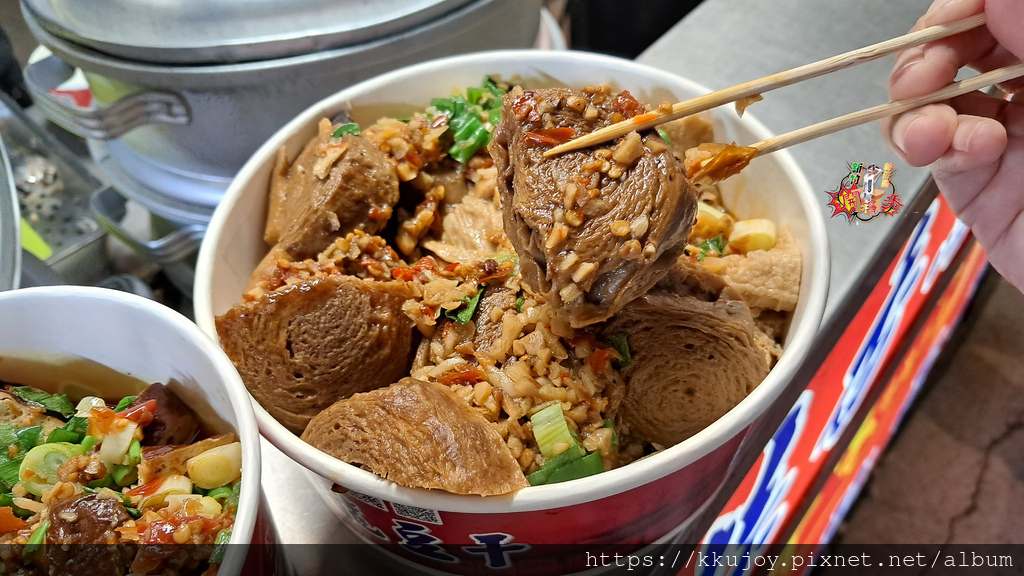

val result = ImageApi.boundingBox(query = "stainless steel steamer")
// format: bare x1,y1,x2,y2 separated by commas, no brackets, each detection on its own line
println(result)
18,0,541,288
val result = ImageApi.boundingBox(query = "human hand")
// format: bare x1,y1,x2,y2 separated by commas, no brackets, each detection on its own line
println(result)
883,0,1024,291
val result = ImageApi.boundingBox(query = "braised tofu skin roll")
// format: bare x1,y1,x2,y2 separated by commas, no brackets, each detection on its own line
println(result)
302,378,529,496
601,259,769,447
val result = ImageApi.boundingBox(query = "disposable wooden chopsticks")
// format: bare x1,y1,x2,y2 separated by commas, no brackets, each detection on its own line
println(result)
750,62,1024,156
544,13,988,157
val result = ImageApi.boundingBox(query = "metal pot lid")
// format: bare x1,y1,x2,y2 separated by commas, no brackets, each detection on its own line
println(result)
20,0,475,65
0,135,21,291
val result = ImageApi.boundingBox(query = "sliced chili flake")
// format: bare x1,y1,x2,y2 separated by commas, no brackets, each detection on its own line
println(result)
438,367,487,386
586,347,617,371
512,93,541,123
524,127,576,147
117,399,157,426
127,476,166,499
631,112,660,124
405,149,423,168
392,268,416,281
612,90,644,119
412,257,436,272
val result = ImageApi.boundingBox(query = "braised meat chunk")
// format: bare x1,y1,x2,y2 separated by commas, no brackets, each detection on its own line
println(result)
46,494,131,576
601,259,769,447
129,383,200,446
302,378,528,496
489,86,698,328
216,275,415,433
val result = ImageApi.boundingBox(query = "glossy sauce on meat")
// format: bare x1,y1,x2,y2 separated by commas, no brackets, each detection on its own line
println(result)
489,86,699,328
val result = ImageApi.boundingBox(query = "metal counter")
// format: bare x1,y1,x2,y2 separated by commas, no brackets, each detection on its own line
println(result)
261,0,940,569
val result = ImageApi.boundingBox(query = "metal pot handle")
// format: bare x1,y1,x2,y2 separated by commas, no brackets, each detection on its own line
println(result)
23,55,191,140
90,185,204,265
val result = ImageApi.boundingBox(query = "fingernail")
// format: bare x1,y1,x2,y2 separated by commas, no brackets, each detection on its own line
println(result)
926,0,959,16
891,48,925,87
892,113,924,155
952,120,981,153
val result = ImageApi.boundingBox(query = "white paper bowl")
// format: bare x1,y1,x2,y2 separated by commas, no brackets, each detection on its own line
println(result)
0,286,261,575
194,50,828,570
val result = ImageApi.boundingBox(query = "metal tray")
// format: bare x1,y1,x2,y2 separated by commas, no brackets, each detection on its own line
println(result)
0,92,107,284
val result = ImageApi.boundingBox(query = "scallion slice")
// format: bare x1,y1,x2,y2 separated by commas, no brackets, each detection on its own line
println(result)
113,395,136,412
544,451,605,484
606,334,632,368
525,445,583,486
211,528,232,564
332,123,361,137
24,519,49,557
530,403,577,459
444,286,485,324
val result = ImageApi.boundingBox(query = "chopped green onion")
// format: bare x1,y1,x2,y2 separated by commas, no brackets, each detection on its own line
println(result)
86,474,115,489
11,387,74,418
530,403,578,459
113,395,136,412
81,435,98,453
24,519,49,557
125,506,141,519
19,443,84,496
63,416,88,437
0,425,16,451
526,445,584,486
431,78,508,164
206,486,233,502
657,128,672,144
603,419,620,446
606,334,632,369
696,233,727,261
0,460,21,492
444,286,485,324
331,123,361,138
0,493,34,518
544,451,605,484
0,425,42,455
128,439,142,467
111,464,136,487
514,296,525,313
226,482,241,517
13,426,41,456
45,428,81,444
210,528,232,564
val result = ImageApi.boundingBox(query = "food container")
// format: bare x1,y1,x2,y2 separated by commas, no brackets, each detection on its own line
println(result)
0,134,20,291
193,50,830,574
20,0,542,229
0,286,263,575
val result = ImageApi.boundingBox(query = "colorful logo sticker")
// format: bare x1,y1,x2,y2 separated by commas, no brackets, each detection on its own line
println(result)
826,162,902,222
